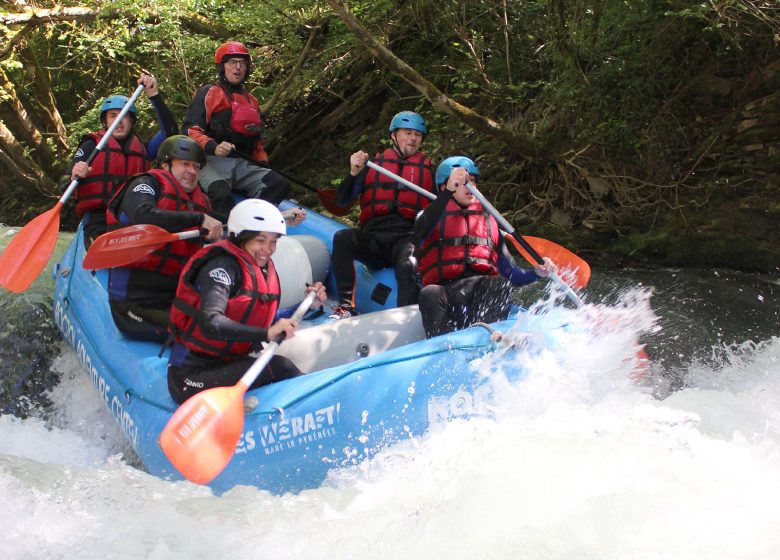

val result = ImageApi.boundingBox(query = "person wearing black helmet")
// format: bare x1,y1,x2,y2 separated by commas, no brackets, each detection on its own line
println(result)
182,41,299,224
328,111,436,319
103,135,223,341
66,72,179,247
414,156,553,338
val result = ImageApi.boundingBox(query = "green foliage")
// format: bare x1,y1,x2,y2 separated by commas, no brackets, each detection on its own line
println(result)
2,0,778,269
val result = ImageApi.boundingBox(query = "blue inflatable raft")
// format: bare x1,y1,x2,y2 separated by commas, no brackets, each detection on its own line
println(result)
52,201,555,494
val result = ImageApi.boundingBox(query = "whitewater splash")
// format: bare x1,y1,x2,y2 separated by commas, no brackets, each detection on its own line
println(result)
1,291,779,559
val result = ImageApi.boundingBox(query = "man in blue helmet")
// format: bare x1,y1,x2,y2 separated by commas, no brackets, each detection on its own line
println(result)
414,156,553,338
329,111,436,319
66,72,178,246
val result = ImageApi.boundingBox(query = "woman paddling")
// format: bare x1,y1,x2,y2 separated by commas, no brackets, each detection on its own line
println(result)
167,199,326,404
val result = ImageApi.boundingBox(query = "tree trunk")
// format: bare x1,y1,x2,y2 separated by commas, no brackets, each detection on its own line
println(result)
326,0,543,162
0,66,55,168
0,120,56,193
20,45,70,154
261,25,320,115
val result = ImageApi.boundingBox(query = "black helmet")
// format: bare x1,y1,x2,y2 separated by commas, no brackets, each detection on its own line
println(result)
156,135,206,168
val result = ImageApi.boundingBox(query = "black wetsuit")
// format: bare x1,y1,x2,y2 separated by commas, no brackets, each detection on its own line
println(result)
167,252,301,404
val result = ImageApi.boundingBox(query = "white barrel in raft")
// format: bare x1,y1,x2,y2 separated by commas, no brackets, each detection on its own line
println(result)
272,235,330,309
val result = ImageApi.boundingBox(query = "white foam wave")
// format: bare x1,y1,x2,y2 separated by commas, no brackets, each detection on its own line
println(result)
1,294,779,559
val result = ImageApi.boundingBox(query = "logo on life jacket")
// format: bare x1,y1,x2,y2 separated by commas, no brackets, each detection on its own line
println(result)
131,183,156,196
209,268,232,286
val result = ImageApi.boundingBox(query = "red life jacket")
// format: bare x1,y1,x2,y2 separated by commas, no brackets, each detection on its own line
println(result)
75,130,148,216
205,84,263,139
170,240,281,360
106,169,211,277
417,199,500,286
359,149,433,224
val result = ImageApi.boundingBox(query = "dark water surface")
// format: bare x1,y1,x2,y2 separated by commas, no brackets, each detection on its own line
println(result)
2,224,777,416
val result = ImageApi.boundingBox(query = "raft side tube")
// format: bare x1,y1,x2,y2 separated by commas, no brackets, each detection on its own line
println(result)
272,235,330,309
276,305,426,373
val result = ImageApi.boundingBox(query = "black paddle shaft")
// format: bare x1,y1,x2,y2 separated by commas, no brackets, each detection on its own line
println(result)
232,150,319,194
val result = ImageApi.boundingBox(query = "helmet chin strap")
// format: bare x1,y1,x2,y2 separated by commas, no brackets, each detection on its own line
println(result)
390,134,411,160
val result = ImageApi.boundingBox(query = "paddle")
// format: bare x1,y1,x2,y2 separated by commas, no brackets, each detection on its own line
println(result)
365,161,590,298
462,180,650,378
0,84,146,294
233,150,353,217
82,224,205,270
368,161,648,376
160,291,317,484
462,182,588,305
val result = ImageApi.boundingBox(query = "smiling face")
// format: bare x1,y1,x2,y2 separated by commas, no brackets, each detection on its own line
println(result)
223,58,248,85
391,128,423,158
241,231,279,268
164,159,202,193
104,109,134,140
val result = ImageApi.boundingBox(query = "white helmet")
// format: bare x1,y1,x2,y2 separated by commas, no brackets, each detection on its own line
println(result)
227,199,286,237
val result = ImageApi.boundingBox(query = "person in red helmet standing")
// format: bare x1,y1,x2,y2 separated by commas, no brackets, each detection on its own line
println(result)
66,72,178,247
182,41,301,225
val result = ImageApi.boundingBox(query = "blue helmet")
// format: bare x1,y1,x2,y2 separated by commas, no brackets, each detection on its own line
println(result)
99,95,138,120
435,156,480,188
389,111,428,135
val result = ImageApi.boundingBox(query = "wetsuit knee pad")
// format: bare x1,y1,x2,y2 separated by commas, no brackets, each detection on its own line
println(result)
332,228,357,250
109,301,169,342
205,180,235,222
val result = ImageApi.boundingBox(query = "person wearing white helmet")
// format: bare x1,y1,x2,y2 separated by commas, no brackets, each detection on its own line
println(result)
329,110,436,319
167,199,326,404
414,156,553,338
66,72,179,246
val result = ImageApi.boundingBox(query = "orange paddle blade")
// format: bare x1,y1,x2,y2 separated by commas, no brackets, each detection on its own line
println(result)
0,204,62,293
507,234,591,290
629,345,651,383
83,224,176,270
159,383,248,484
317,187,354,217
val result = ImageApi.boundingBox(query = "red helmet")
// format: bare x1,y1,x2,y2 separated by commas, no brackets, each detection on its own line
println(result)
215,41,250,64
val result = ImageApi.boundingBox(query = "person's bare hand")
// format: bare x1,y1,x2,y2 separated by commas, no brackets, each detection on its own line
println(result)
283,207,307,226
215,142,234,157
138,72,158,97
533,257,555,278
201,215,223,241
446,167,469,192
71,161,91,180
305,282,327,309
349,150,369,176
268,318,298,341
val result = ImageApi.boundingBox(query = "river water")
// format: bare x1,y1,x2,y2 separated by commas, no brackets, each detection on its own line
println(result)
1,226,779,559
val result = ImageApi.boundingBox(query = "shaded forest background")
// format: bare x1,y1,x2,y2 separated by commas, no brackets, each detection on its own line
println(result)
1,0,778,272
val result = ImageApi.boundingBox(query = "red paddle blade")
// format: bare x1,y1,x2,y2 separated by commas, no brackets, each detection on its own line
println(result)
160,383,248,484
508,235,591,290
317,188,354,217
0,205,62,293
82,224,175,270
